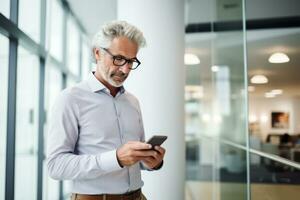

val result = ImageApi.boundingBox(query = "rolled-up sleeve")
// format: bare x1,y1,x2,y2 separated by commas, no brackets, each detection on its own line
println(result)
46,91,121,181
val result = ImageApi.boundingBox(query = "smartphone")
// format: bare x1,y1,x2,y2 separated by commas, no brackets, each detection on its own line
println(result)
146,135,168,149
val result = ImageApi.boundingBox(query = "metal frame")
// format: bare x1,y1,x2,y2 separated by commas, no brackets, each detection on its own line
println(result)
242,0,251,199
5,0,19,199
37,0,47,199
5,33,18,200
185,16,300,33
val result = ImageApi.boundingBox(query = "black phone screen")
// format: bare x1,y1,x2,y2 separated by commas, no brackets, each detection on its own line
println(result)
146,135,167,148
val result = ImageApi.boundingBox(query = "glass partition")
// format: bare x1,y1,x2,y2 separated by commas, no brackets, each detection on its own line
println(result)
250,153,300,200
246,0,300,198
14,46,40,200
185,0,248,199
186,138,214,199
247,27,300,161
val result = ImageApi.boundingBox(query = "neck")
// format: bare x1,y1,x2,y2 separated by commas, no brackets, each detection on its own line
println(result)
94,71,119,97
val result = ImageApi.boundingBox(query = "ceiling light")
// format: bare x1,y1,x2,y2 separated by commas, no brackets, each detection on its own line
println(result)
250,75,268,84
211,65,219,72
265,92,275,98
268,52,290,63
184,53,200,65
271,89,283,95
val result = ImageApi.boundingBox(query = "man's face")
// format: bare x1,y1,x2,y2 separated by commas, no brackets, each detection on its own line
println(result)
97,36,138,87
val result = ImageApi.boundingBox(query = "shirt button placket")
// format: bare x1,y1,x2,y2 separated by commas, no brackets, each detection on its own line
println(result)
114,99,124,144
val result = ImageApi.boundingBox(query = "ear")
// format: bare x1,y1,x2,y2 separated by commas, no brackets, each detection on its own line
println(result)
93,48,101,61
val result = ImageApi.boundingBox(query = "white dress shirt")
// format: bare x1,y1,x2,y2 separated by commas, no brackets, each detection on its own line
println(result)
47,72,146,194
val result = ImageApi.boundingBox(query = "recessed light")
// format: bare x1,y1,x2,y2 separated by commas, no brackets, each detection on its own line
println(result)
184,53,200,65
271,89,283,95
251,75,268,84
268,52,290,63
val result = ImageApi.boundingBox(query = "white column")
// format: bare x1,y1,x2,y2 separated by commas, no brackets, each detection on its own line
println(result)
117,1,185,199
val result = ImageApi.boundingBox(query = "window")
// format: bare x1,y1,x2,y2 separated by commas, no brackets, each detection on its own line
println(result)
63,181,72,200
81,41,91,79
67,76,77,87
43,63,62,200
67,17,80,76
0,0,10,18
46,0,64,61
0,33,9,200
18,0,41,42
14,46,39,200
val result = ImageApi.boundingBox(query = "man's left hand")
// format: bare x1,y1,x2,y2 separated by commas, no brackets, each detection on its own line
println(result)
141,146,165,169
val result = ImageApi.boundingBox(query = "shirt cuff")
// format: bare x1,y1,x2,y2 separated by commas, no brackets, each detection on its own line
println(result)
152,160,164,170
140,160,164,171
96,150,122,172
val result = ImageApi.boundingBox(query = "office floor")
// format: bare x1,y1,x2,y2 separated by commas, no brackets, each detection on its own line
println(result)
185,181,300,200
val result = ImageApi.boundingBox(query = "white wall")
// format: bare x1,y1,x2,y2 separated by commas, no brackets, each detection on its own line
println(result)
249,97,300,141
118,0,185,199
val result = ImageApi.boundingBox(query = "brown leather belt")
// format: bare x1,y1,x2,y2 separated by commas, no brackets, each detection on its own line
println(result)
71,189,141,200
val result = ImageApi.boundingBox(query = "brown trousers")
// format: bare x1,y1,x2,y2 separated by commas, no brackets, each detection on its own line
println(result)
71,192,147,200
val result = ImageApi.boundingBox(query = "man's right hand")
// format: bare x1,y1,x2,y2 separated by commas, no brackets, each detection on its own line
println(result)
116,141,156,167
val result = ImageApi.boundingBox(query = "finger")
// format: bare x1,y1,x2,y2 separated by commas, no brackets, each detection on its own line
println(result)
142,157,155,163
134,156,149,161
129,141,152,150
154,146,165,155
133,150,157,157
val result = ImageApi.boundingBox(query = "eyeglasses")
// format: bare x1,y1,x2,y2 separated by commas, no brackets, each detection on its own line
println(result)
100,47,141,70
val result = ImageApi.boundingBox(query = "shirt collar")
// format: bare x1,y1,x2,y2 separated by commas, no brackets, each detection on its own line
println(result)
86,72,125,94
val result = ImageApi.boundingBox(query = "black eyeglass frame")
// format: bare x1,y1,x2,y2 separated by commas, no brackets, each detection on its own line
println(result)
100,47,141,70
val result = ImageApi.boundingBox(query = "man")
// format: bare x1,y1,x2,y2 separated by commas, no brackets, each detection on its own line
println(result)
47,20,165,200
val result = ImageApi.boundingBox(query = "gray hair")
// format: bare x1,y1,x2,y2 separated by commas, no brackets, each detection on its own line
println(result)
91,20,146,63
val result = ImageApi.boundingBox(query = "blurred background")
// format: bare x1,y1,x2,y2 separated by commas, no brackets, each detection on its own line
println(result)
1,0,300,200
